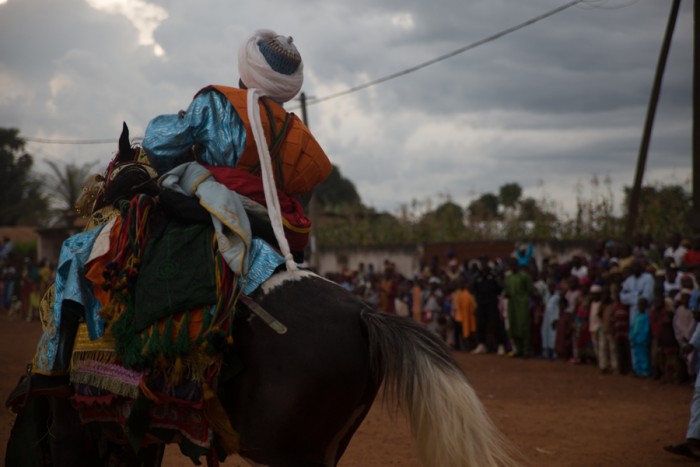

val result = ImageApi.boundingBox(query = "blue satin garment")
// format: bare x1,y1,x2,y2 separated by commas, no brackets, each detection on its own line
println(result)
142,89,247,174
34,226,106,373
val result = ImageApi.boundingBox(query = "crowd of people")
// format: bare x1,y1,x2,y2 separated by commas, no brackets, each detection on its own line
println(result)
0,237,54,323
327,233,700,386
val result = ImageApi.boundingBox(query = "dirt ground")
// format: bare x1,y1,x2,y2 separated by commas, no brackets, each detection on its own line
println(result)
0,311,694,467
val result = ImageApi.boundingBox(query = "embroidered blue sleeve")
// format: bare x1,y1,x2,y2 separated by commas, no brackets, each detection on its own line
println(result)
143,90,247,174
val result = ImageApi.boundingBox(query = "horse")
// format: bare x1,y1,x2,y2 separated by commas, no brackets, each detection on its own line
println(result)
7,267,517,467
6,125,518,467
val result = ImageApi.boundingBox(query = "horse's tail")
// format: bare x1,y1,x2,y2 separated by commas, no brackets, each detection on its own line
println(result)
361,309,519,467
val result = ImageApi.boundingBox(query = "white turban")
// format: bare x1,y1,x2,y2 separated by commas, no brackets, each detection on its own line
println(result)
238,29,304,104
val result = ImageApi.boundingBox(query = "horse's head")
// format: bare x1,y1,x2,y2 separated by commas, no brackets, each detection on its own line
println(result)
102,122,158,207
76,123,159,217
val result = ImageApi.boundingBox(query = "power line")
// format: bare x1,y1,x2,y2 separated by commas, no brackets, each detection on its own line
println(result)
24,136,118,145
23,0,585,145
300,0,585,107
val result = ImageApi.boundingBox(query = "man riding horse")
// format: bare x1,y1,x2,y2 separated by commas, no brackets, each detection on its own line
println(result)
6,28,332,413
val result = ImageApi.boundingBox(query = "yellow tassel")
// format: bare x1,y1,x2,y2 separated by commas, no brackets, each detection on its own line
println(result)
170,356,184,386
202,383,240,454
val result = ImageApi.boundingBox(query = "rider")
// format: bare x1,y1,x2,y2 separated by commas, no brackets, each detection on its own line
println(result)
5,29,332,413
143,28,331,261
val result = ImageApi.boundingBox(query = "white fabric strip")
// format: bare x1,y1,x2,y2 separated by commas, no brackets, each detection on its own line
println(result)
246,88,298,272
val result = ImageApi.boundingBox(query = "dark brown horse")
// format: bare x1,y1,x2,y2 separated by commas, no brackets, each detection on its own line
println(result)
7,268,517,467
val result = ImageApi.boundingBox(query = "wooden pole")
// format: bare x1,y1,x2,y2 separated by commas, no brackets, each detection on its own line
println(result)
691,0,700,233
625,0,681,241
298,92,321,271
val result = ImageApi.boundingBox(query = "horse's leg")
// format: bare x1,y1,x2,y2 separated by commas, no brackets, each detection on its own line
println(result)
5,396,51,467
226,272,379,467
48,396,102,467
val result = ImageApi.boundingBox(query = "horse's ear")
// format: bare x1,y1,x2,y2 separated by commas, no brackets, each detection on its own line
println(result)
118,122,131,161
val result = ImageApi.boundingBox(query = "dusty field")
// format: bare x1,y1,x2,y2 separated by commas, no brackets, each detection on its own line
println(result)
0,311,693,466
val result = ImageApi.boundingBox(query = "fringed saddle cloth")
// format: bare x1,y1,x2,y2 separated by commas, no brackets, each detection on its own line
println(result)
70,194,243,464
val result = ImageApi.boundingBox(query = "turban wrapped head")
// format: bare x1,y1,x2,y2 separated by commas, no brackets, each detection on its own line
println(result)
238,29,304,104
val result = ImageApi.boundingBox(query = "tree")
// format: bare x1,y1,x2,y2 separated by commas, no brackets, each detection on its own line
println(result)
418,201,466,242
499,182,522,210
44,160,98,227
467,193,500,220
622,183,691,241
314,165,361,210
0,128,49,226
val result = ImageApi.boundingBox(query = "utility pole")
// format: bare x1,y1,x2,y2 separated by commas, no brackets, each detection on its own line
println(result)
298,92,321,271
691,0,700,233
625,0,681,241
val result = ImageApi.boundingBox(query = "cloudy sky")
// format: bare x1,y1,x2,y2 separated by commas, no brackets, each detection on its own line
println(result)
0,0,693,218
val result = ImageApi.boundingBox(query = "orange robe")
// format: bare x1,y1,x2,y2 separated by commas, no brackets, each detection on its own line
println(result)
453,289,477,338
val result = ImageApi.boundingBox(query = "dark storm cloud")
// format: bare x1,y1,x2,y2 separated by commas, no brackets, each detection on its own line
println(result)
0,0,692,214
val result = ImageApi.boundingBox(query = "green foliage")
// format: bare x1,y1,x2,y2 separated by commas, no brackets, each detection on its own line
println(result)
0,128,49,226
498,182,523,209
13,241,37,260
467,193,500,220
44,159,98,227
315,177,692,247
623,183,692,241
314,165,361,210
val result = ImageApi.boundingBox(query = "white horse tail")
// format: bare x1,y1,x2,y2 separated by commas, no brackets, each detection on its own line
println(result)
362,310,520,467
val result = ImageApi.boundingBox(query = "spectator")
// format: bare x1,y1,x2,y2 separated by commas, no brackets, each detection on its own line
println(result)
664,305,700,461
612,293,632,375
649,295,668,380
504,258,534,358
572,279,593,364
514,242,533,268
588,284,604,363
598,287,618,374
630,297,651,377
620,259,655,326
0,236,13,262
451,279,477,350
530,291,545,358
676,289,698,381
683,236,700,272
664,263,682,298
541,279,560,360
472,255,505,355
658,301,684,384
570,255,589,280
411,279,424,324
665,232,688,267
2,258,17,312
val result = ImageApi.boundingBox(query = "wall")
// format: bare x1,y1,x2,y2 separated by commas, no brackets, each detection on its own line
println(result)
317,238,602,278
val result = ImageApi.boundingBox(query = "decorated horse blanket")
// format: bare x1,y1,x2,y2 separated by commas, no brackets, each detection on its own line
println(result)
65,195,256,463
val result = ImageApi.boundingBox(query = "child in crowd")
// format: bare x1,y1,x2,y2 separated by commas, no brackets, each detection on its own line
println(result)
530,292,544,358
650,295,668,380
612,292,631,375
572,281,592,364
659,303,685,384
554,297,572,360
675,289,697,382
598,287,618,374
630,297,652,377
541,280,560,360
588,284,603,363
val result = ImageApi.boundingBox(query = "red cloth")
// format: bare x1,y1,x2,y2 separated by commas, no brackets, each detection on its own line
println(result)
205,165,311,251
650,307,665,338
683,250,700,268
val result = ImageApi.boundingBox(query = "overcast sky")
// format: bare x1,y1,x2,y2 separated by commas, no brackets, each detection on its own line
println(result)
0,0,693,218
